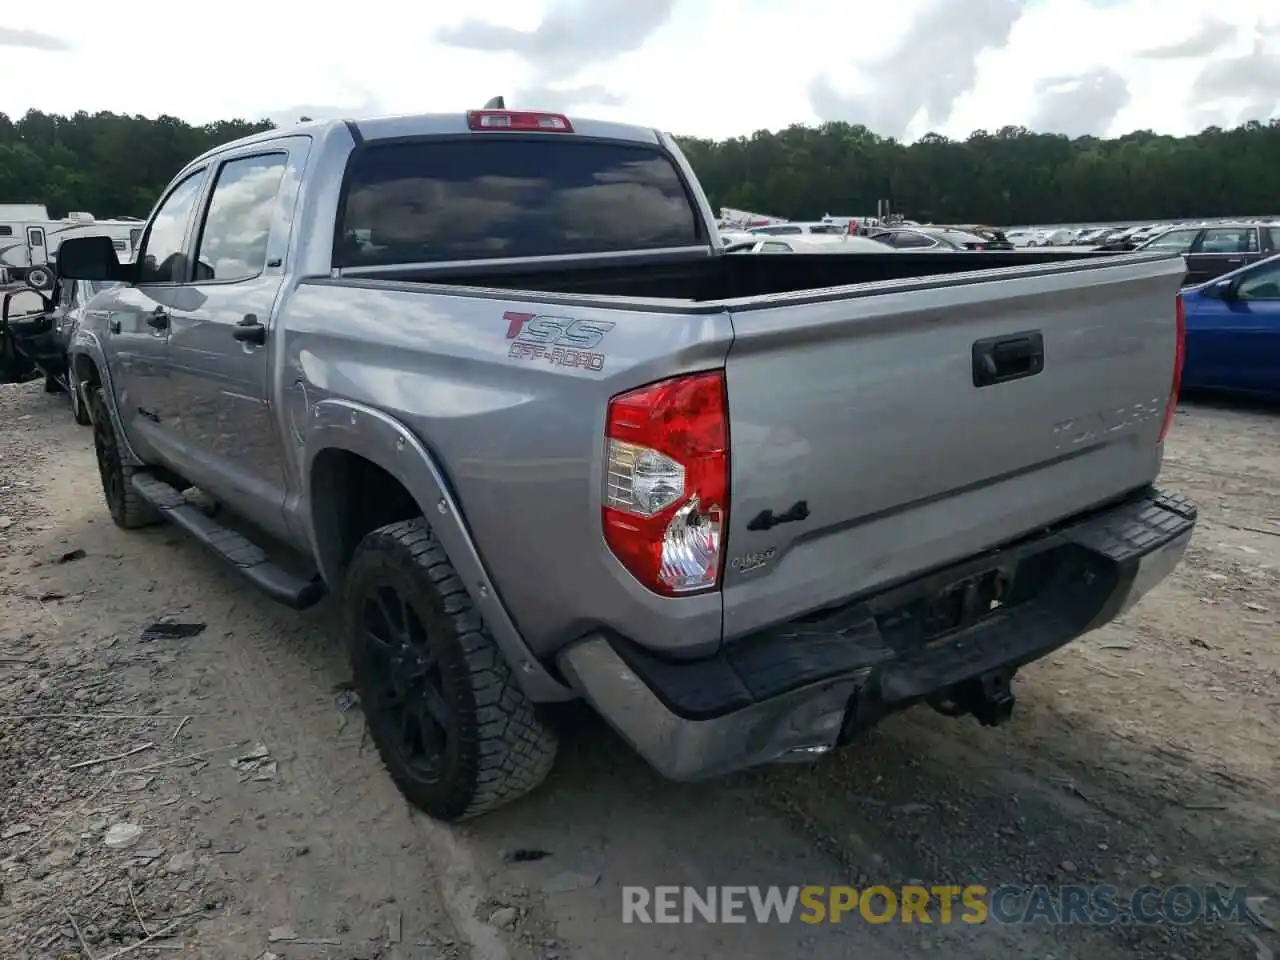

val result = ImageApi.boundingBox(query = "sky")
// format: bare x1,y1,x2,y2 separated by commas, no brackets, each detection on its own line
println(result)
2,0,1278,143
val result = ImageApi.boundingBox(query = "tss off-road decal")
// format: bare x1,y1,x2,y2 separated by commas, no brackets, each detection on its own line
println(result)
504,312,615,371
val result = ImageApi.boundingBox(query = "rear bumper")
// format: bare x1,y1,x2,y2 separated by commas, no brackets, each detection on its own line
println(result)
558,487,1195,782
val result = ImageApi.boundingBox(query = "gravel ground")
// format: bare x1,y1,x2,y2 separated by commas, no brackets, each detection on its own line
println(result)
1,381,1277,960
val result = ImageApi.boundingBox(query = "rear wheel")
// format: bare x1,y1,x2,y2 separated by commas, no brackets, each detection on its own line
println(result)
26,266,53,291
89,388,159,529
345,518,557,821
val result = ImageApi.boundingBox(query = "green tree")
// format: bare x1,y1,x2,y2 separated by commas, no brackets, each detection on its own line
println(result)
0,109,274,218
674,118,1280,224
3,107,1279,225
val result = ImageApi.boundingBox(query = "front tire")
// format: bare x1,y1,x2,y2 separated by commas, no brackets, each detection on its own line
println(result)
345,519,557,821
89,388,160,529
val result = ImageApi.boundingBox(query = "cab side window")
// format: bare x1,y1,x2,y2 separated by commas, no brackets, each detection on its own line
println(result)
1143,228,1199,253
192,154,288,283
137,171,206,284
1197,228,1253,254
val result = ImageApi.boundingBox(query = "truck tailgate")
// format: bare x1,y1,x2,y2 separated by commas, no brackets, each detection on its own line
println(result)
720,253,1185,640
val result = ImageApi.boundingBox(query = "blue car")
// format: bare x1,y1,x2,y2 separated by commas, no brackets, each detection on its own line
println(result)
1180,253,1280,401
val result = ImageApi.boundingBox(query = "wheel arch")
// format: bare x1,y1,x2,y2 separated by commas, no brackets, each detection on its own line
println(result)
68,342,142,463
303,398,574,703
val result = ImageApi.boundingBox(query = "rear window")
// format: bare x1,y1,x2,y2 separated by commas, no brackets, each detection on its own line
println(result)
335,137,702,267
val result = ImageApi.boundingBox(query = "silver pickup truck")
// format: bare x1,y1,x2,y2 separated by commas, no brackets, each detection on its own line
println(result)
54,106,1196,822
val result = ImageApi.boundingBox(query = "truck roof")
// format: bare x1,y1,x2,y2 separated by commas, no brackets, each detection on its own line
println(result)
189,111,664,167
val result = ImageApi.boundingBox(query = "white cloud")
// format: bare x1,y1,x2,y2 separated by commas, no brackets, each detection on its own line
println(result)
1,0,1277,142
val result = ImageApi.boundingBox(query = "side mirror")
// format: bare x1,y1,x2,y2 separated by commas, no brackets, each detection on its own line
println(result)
57,236,131,283
1213,278,1239,301
2,288,53,326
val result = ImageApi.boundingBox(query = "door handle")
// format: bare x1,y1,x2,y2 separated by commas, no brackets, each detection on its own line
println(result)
1224,258,1244,264
108,317,122,334
146,307,169,330
972,331,1045,387
232,314,266,345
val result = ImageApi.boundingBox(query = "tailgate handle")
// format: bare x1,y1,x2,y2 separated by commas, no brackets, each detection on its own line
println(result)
972,331,1044,387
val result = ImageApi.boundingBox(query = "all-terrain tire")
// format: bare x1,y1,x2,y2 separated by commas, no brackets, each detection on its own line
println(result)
344,518,557,821
89,387,161,529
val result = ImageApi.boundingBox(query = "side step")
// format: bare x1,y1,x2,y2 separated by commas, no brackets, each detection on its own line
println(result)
130,474,326,610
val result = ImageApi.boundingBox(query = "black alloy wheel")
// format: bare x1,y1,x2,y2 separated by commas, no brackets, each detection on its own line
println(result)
360,578,455,781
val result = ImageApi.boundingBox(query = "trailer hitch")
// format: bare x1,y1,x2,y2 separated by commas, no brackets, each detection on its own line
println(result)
929,669,1016,727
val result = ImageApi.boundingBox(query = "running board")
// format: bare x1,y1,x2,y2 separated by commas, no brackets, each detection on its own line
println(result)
130,473,326,610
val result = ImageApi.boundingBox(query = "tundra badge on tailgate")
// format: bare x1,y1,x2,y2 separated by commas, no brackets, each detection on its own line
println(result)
504,311,615,371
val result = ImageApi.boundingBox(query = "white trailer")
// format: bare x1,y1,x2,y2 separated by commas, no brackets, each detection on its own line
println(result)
0,211,143,289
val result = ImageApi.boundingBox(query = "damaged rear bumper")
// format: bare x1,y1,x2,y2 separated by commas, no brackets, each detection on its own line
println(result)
557,487,1195,782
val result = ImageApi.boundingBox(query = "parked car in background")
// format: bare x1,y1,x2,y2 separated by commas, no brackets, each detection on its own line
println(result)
0,278,120,422
1071,228,1108,245
731,234,893,254
1180,253,1280,400
0,287,47,387
1005,229,1039,247
1030,228,1075,247
747,221,848,236
868,226,1009,251
946,225,1014,249
1124,223,1279,286
1090,227,1131,245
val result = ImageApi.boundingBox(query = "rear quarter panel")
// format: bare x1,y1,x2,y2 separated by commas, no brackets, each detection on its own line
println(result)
277,281,734,657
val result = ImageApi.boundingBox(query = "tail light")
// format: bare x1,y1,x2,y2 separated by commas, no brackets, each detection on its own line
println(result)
466,110,573,133
603,372,729,595
1159,293,1186,442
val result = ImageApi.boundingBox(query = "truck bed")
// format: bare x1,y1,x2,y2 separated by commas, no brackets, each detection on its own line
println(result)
354,249,1129,304
302,246,1184,656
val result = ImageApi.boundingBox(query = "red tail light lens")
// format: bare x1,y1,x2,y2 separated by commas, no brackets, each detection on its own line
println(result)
1159,293,1186,442
603,372,729,595
466,110,573,133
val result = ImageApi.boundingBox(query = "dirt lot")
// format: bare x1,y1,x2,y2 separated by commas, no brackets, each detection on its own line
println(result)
1,382,1277,960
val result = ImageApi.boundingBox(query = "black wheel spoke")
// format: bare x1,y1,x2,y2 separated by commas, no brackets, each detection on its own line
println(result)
418,707,446,757
399,700,422,751
362,629,395,661
420,681,450,729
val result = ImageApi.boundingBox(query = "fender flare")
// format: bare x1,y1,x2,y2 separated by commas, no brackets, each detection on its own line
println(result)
67,334,143,465
303,398,575,703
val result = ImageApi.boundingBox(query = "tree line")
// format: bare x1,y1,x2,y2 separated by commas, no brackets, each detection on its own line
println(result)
3,108,1279,226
